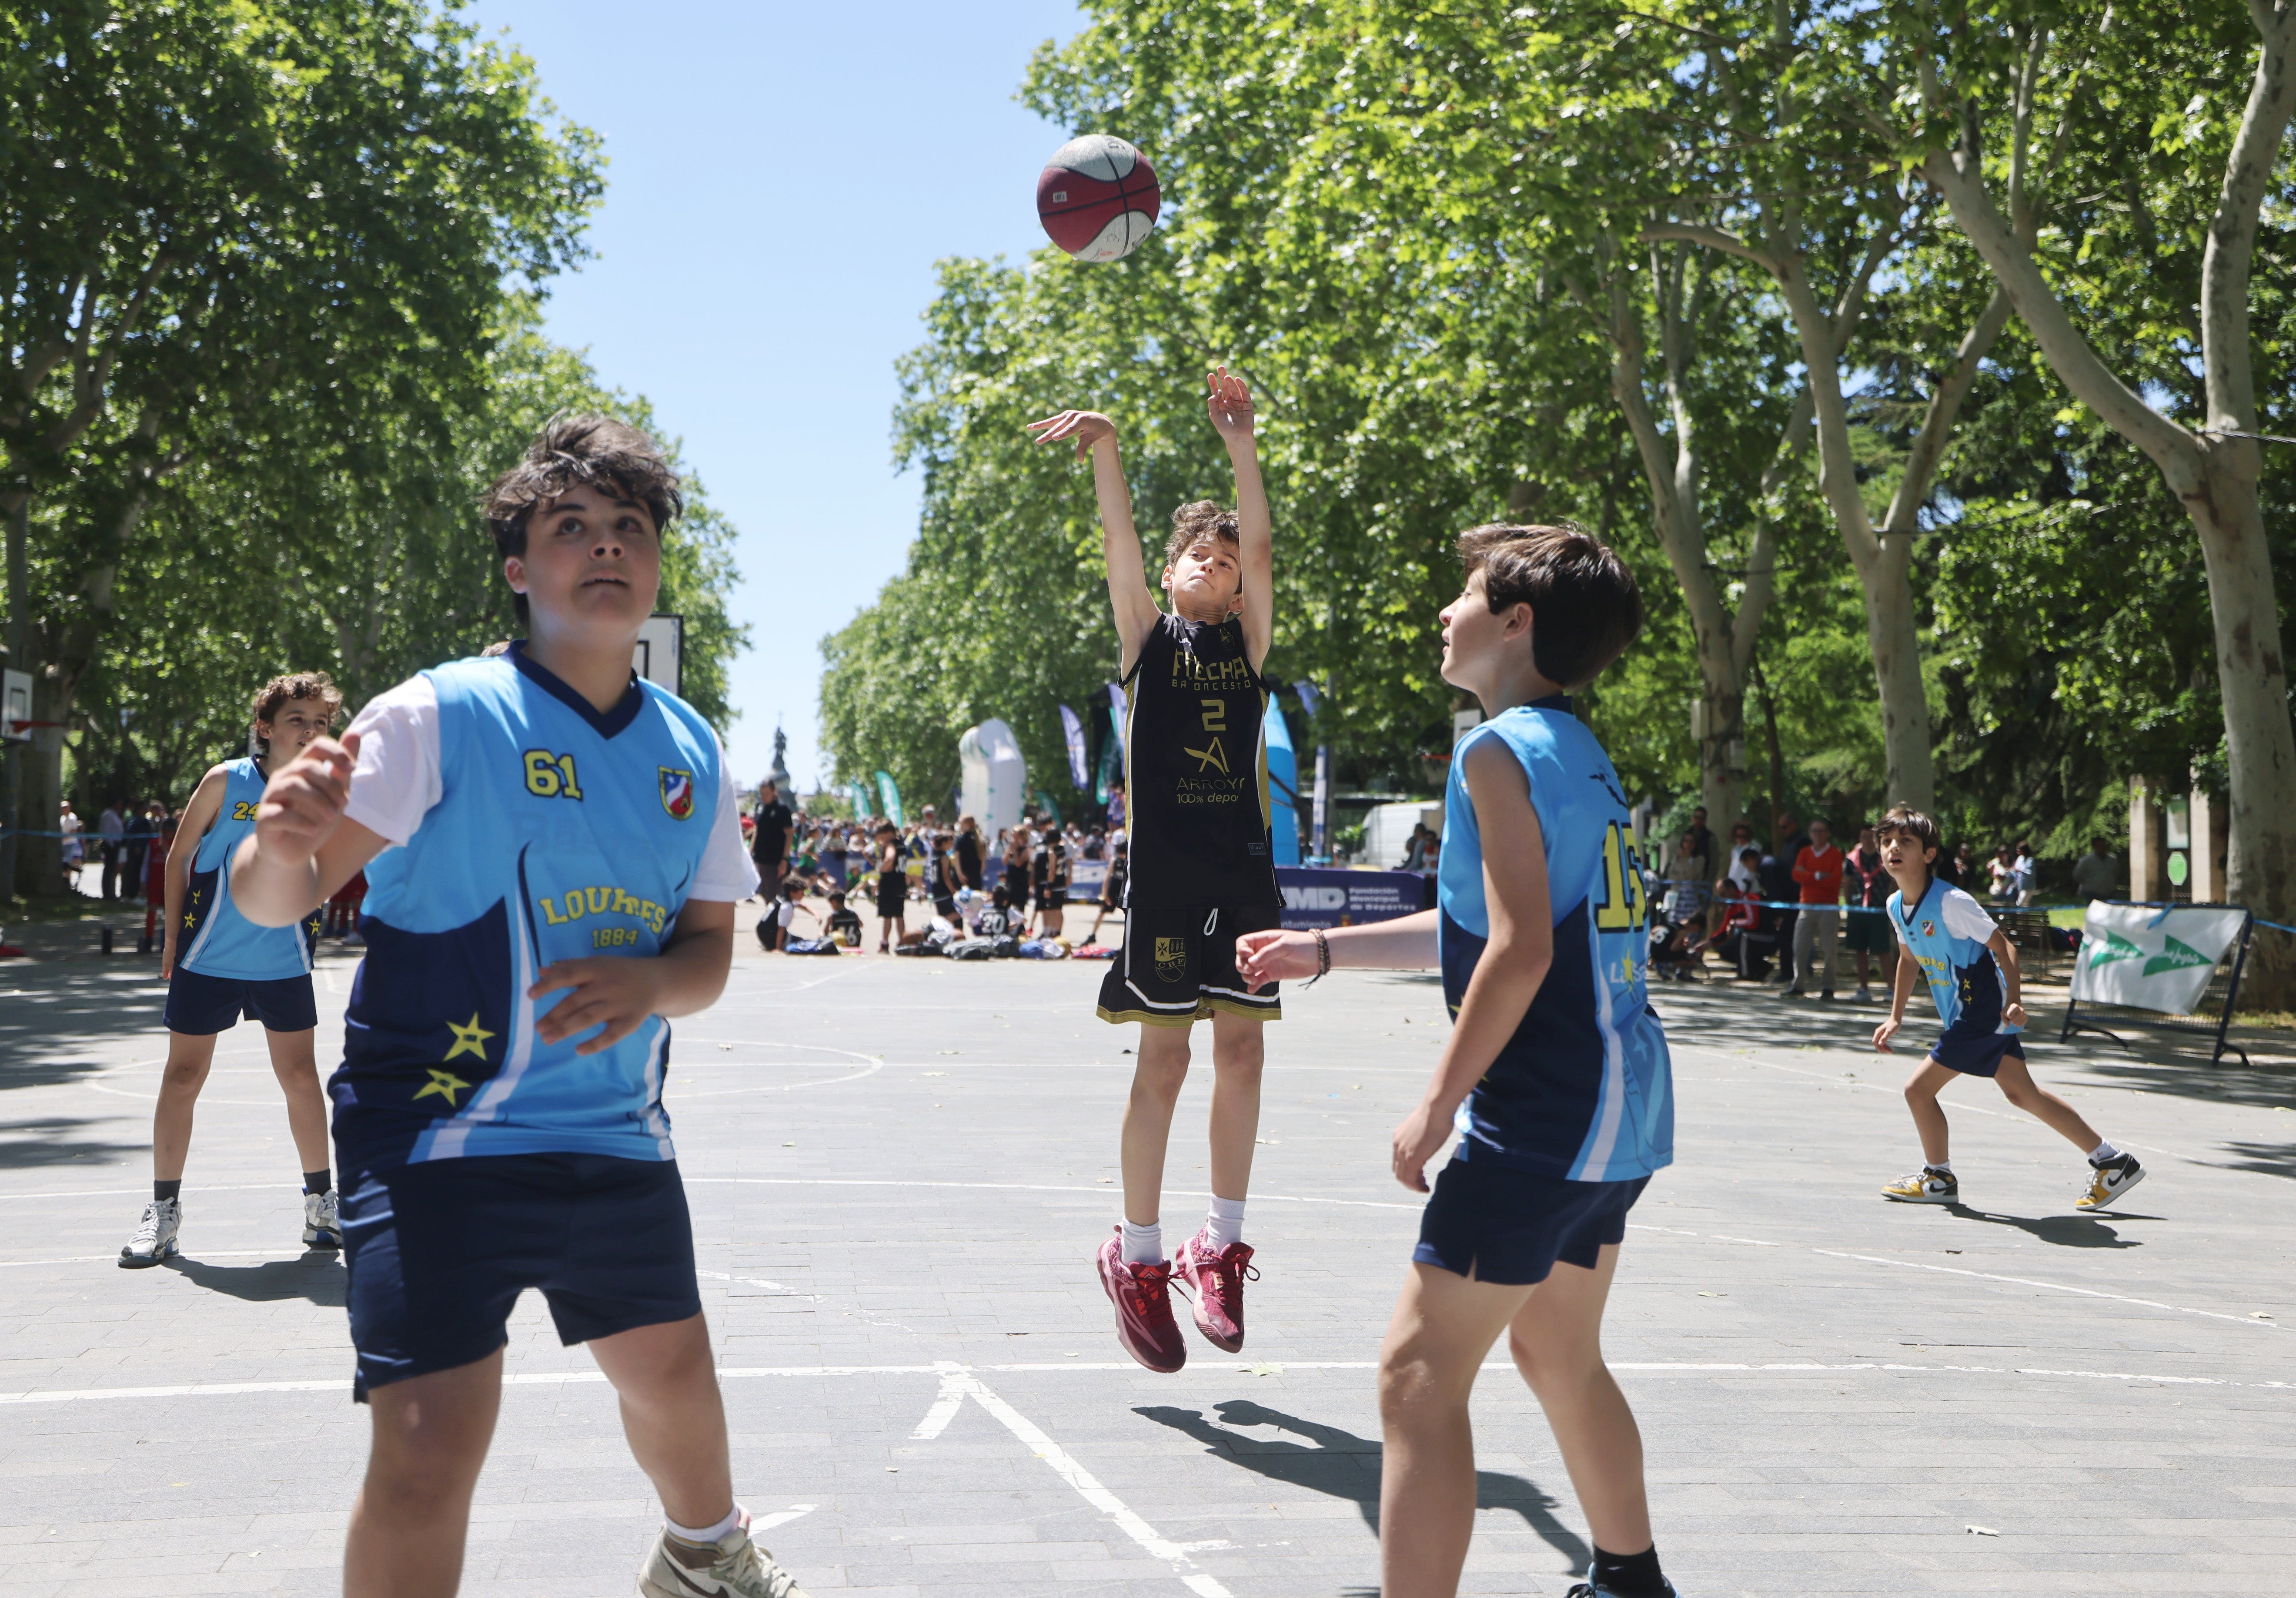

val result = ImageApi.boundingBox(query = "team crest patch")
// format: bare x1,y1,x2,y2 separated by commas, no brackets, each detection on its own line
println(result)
1921,920,1936,938
1153,936,1188,982
658,767,695,820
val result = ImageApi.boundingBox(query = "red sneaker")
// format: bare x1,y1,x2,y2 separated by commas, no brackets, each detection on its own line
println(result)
1096,1226,1187,1373
1174,1232,1257,1353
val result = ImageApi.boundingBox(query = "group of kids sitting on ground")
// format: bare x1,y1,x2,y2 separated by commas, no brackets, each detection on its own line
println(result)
105,371,2149,1598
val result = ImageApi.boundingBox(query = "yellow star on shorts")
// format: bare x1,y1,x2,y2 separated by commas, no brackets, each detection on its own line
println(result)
443,1012,495,1064
413,1069,471,1108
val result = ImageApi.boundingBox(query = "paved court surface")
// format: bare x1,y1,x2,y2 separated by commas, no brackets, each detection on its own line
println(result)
3,918,2293,1597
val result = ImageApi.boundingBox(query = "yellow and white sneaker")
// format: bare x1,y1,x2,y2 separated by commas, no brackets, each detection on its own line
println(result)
1881,1166,1958,1204
2075,1153,2144,1211
638,1512,809,1598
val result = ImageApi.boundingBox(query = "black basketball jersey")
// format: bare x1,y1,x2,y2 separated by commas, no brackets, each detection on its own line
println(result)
1120,611,1279,909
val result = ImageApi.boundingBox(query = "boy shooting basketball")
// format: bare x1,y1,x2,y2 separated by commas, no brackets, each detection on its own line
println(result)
227,416,805,1598
1235,525,1676,1598
1871,804,2144,1212
1028,369,1279,1373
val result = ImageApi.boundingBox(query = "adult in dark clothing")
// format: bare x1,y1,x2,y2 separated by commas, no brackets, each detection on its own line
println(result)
124,802,157,904
955,817,985,890
750,779,793,887
1763,811,1807,986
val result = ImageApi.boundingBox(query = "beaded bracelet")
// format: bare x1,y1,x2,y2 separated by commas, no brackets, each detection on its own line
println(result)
1307,926,1330,986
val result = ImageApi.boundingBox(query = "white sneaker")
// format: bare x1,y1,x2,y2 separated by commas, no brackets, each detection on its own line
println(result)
120,1198,182,1267
303,1190,341,1249
638,1514,809,1598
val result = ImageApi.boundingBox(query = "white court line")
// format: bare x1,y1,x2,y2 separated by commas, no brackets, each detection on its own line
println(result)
0,1248,316,1269
7,1356,2288,1407
912,1362,1233,1594
1678,1042,2281,1179
0,1175,2276,1336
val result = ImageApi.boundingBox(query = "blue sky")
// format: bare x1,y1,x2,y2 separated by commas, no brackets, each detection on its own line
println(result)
463,0,1084,792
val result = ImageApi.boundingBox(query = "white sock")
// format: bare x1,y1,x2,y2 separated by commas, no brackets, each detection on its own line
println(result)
667,1503,743,1545
2089,1139,2120,1165
1120,1218,1164,1265
1926,1159,1952,1175
1204,1195,1246,1250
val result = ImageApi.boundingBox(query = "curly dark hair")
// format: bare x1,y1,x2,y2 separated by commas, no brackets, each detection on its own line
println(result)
483,414,683,627
249,671,342,754
1163,499,1239,569
1456,523,1644,689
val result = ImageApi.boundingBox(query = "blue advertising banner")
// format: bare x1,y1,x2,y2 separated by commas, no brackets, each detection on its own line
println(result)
1275,866,1431,929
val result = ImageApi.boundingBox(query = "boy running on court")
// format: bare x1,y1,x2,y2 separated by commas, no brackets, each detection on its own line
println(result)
227,416,805,1598
1028,369,1280,1372
1871,804,2144,1211
1237,525,1676,1598
120,674,344,1267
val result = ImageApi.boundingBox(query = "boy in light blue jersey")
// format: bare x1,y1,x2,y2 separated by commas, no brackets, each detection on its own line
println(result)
120,674,344,1269
1238,525,1675,1598
229,417,807,1598
1871,804,2143,1212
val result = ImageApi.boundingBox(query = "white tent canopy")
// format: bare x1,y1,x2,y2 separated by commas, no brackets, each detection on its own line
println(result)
958,718,1027,835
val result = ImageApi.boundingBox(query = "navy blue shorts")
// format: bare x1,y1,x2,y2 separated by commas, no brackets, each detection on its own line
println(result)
1413,1156,1649,1286
1930,1027,2025,1079
341,1152,701,1400
164,967,317,1035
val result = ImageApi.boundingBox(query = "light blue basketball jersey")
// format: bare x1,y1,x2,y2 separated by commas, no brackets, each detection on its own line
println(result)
1436,698,1673,1182
180,757,321,982
1888,875,2016,1036
328,646,726,1170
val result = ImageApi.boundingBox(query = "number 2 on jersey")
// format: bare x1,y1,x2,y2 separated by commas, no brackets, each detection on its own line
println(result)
1593,822,1646,932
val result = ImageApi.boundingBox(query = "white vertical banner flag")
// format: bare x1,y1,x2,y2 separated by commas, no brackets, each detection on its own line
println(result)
2073,901,2247,1014
1058,704,1089,789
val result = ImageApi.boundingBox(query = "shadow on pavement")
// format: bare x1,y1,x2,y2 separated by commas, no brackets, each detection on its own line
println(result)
0,1115,146,1168
1135,1399,1589,1573
0,964,170,1091
1943,1204,2149,1248
2211,1139,2296,1180
164,1250,345,1307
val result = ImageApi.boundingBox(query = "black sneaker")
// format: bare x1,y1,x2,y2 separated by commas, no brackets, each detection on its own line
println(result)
1567,1576,1678,1598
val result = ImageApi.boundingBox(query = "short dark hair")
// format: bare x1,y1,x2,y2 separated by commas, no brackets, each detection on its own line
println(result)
484,414,682,628
1876,803,1942,860
1164,500,1240,568
1456,523,1644,689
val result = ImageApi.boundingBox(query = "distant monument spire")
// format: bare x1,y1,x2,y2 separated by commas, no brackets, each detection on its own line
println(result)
769,721,792,793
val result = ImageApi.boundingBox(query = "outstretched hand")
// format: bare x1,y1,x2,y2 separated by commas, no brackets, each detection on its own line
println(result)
254,731,362,870
1234,927,1317,992
1025,409,1117,461
1205,365,1256,443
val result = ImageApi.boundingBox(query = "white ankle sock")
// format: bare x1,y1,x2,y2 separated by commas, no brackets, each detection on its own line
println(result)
667,1503,743,1545
1120,1218,1164,1265
1926,1159,1952,1175
1204,1196,1246,1250
2089,1139,2120,1164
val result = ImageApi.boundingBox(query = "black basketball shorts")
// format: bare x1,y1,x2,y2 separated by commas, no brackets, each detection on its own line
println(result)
1096,903,1281,1028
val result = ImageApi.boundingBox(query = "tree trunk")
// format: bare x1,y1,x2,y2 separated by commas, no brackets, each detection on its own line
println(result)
1775,261,1937,810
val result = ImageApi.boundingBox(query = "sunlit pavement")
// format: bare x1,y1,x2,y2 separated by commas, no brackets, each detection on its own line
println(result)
3,921,2293,1597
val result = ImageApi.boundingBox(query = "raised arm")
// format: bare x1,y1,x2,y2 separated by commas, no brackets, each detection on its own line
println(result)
1206,367,1273,668
1026,408,1163,674
230,733,389,926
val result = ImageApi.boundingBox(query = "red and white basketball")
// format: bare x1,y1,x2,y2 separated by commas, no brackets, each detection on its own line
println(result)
1036,134,1161,263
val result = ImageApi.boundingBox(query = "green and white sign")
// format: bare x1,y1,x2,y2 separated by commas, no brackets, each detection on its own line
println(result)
2074,901,2246,1015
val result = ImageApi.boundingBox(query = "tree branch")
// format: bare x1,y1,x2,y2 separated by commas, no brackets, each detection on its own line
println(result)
1640,222,1779,271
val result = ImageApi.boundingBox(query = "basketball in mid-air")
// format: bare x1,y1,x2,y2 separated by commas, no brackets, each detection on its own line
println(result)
1036,134,1161,262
